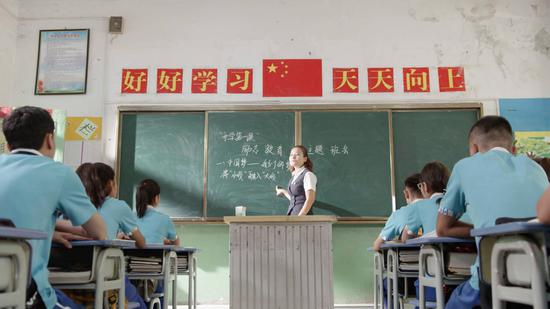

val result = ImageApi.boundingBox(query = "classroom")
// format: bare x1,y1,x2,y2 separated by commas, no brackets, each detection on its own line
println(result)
1,0,550,308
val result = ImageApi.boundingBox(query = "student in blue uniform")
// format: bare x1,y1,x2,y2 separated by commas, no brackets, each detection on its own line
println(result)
437,116,549,308
76,162,146,247
373,173,423,251
76,162,147,309
405,161,450,237
275,145,317,215
136,179,179,245
0,106,107,309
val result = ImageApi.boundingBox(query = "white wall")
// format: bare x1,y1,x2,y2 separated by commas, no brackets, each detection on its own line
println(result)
10,0,550,165
0,0,18,105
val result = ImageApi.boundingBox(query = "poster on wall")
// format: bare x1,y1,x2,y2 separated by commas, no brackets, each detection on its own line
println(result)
65,117,102,141
500,98,550,157
0,107,12,154
35,29,90,95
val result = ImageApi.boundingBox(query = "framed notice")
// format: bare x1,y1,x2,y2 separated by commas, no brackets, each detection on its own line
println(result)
35,29,90,95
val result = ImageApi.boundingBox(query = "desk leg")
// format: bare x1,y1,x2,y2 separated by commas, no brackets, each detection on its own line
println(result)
188,254,194,309
172,253,178,309
193,256,197,309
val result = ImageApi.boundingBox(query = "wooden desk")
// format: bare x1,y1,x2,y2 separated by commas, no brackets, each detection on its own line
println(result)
174,247,198,309
0,226,47,309
225,215,336,309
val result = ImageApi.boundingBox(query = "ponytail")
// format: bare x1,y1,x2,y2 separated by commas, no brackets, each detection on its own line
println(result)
136,179,161,218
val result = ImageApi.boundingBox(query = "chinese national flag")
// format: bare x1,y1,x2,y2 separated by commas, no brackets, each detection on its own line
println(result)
263,59,322,97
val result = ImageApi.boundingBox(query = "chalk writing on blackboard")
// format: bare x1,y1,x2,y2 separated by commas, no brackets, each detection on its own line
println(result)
307,144,350,156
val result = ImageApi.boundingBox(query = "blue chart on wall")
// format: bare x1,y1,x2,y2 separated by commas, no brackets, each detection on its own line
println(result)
499,98,550,157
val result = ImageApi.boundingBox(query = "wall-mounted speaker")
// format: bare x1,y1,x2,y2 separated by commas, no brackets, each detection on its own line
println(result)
109,16,123,34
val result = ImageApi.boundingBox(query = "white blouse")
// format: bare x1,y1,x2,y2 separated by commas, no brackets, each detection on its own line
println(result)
291,166,317,192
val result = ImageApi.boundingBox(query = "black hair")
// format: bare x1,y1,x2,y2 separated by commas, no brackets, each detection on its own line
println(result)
404,173,422,198
468,116,514,150
76,162,115,208
136,179,161,218
2,106,54,150
420,161,450,194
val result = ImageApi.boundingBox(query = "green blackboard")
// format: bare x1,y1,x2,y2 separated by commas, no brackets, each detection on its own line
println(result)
117,107,481,219
118,113,205,218
206,112,295,217
301,111,392,217
392,110,479,208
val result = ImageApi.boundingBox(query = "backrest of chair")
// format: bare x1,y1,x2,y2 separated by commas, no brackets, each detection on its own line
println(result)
0,239,31,308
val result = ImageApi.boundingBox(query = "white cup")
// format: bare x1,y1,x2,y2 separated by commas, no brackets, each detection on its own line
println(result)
235,206,247,216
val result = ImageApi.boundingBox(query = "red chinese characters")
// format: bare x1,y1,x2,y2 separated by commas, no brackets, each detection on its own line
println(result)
333,68,358,93
403,67,430,92
368,68,394,93
438,67,466,92
121,69,148,94
157,69,183,93
192,69,217,93
227,69,253,94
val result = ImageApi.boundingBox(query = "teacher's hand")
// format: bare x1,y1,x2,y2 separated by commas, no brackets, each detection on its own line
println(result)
275,186,286,197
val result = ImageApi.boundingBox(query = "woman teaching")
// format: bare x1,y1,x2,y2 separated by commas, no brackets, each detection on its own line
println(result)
275,145,317,215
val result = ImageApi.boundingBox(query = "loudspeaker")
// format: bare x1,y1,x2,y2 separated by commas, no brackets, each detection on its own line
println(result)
109,16,123,33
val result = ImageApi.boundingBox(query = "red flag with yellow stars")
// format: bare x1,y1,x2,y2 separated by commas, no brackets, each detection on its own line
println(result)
438,67,465,92
192,69,217,93
121,69,148,94
263,59,322,97
157,69,183,93
227,69,253,94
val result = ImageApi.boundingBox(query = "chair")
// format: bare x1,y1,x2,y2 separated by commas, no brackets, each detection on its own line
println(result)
48,240,126,309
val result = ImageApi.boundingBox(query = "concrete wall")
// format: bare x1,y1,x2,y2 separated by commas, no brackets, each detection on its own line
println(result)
10,0,550,165
0,0,18,105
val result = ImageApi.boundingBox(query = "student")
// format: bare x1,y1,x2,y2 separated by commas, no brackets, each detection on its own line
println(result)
436,116,549,308
136,179,180,245
76,162,147,309
76,162,146,247
275,145,317,215
373,173,423,251
405,161,450,237
0,106,106,309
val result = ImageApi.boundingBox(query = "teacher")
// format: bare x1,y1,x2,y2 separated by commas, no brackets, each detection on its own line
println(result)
275,145,317,215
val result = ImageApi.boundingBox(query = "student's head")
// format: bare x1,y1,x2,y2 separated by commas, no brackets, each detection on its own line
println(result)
288,145,313,172
2,106,55,157
403,173,423,204
419,161,450,198
534,157,550,181
136,179,161,218
76,162,116,208
468,116,514,155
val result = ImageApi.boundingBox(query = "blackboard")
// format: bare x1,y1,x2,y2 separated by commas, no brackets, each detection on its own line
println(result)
117,107,481,220
206,112,295,217
392,110,479,208
301,111,392,217
118,113,205,218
